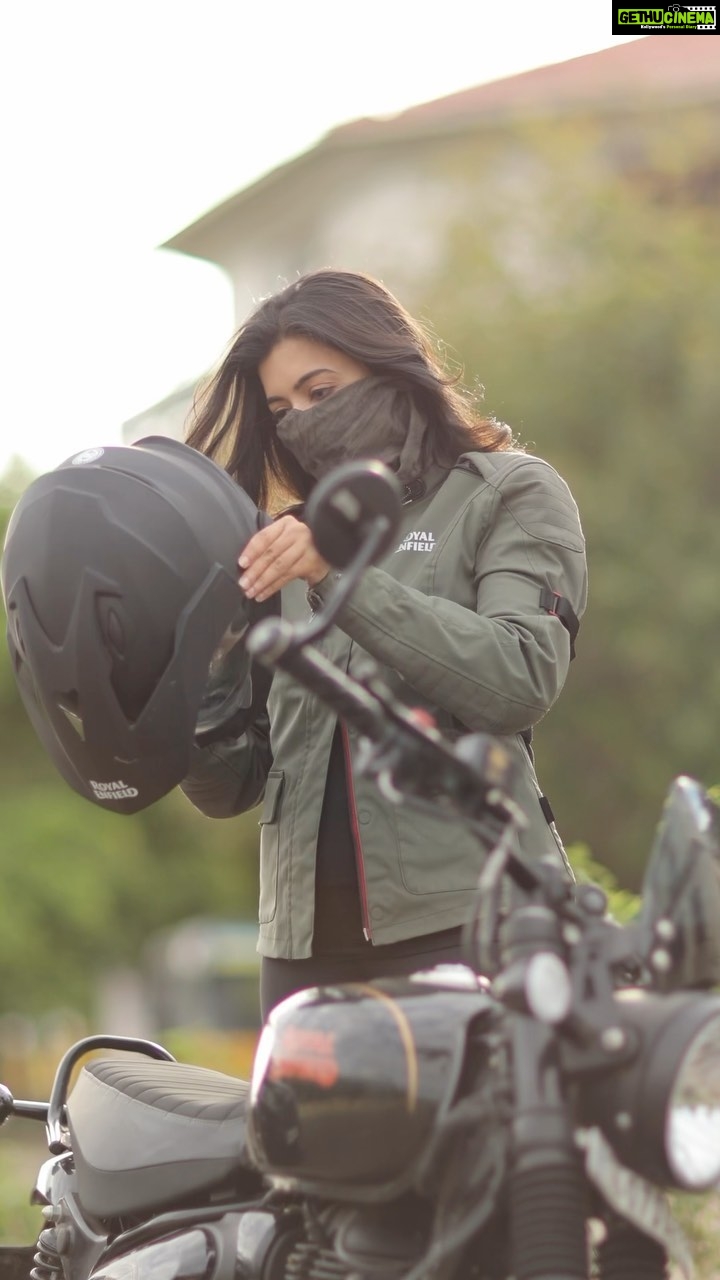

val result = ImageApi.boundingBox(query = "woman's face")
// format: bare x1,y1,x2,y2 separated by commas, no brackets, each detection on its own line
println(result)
258,336,370,422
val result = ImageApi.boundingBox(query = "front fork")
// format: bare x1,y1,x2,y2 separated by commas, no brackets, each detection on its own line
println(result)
507,1017,590,1280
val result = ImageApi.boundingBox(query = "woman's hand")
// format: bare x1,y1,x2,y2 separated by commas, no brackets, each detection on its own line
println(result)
238,515,330,601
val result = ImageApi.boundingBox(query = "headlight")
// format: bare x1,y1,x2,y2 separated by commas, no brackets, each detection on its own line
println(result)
665,1013,720,1188
583,991,720,1190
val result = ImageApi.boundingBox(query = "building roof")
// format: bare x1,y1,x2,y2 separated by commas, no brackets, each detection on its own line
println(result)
332,35,720,142
166,36,719,252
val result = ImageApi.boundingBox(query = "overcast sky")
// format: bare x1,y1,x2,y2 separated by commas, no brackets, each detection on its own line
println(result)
0,2,641,477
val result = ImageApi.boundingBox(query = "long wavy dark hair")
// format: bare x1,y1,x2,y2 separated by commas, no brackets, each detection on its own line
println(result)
185,269,514,509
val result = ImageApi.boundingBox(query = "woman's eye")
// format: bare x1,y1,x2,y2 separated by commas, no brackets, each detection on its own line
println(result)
272,407,289,422
309,385,335,403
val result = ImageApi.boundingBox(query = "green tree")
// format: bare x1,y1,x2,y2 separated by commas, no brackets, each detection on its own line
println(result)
0,456,35,508
420,106,720,885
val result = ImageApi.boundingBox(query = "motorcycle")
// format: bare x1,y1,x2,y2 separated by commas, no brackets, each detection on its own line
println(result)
2,461,720,1280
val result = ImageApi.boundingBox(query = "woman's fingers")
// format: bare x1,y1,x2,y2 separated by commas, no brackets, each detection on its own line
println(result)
238,516,328,600
239,516,294,569
243,545,306,599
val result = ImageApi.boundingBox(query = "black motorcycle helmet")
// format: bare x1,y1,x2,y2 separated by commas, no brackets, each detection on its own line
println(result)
1,436,275,814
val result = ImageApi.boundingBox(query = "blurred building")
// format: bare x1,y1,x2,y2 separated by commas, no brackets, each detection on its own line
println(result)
122,36,720,446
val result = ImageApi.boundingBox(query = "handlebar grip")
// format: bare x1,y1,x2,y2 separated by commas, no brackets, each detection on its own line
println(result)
246,617,385,740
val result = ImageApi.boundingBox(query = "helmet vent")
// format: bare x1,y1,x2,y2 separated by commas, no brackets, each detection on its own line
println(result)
8,606,26,659
96,595,126,657
57,693,85,741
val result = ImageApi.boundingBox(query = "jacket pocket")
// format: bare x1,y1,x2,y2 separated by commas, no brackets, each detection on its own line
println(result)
396,805,483,895
258,770,284,924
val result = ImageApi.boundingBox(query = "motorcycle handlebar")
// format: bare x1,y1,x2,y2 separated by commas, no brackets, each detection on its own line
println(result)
246,616,387,740
245,615,517,827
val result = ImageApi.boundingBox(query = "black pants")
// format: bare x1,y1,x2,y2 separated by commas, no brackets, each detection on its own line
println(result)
260,927,465,1019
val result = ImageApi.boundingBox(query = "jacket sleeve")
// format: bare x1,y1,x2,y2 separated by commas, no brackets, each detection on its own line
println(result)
179,712,273,818
312,456,587,735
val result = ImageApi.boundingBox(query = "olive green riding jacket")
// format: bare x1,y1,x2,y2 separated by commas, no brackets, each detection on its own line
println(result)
180,450,588,959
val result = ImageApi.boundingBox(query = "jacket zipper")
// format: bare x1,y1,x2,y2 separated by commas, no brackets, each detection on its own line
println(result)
340,723,373,941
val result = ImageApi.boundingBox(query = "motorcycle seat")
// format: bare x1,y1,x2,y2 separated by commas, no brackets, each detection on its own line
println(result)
66,1056,258,1218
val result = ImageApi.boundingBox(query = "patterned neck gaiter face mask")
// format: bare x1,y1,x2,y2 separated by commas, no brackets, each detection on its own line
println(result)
274,376,430,484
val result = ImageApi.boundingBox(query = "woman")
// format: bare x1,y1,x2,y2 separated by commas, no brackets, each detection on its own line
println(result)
182,269,588,1017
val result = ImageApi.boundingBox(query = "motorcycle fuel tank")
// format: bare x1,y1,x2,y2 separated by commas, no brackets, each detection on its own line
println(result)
247,969,494,1199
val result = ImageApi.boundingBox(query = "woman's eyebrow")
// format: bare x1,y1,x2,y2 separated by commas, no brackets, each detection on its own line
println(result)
266,367,334,405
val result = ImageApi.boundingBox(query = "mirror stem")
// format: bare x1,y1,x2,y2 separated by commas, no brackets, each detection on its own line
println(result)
300,513,392,645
